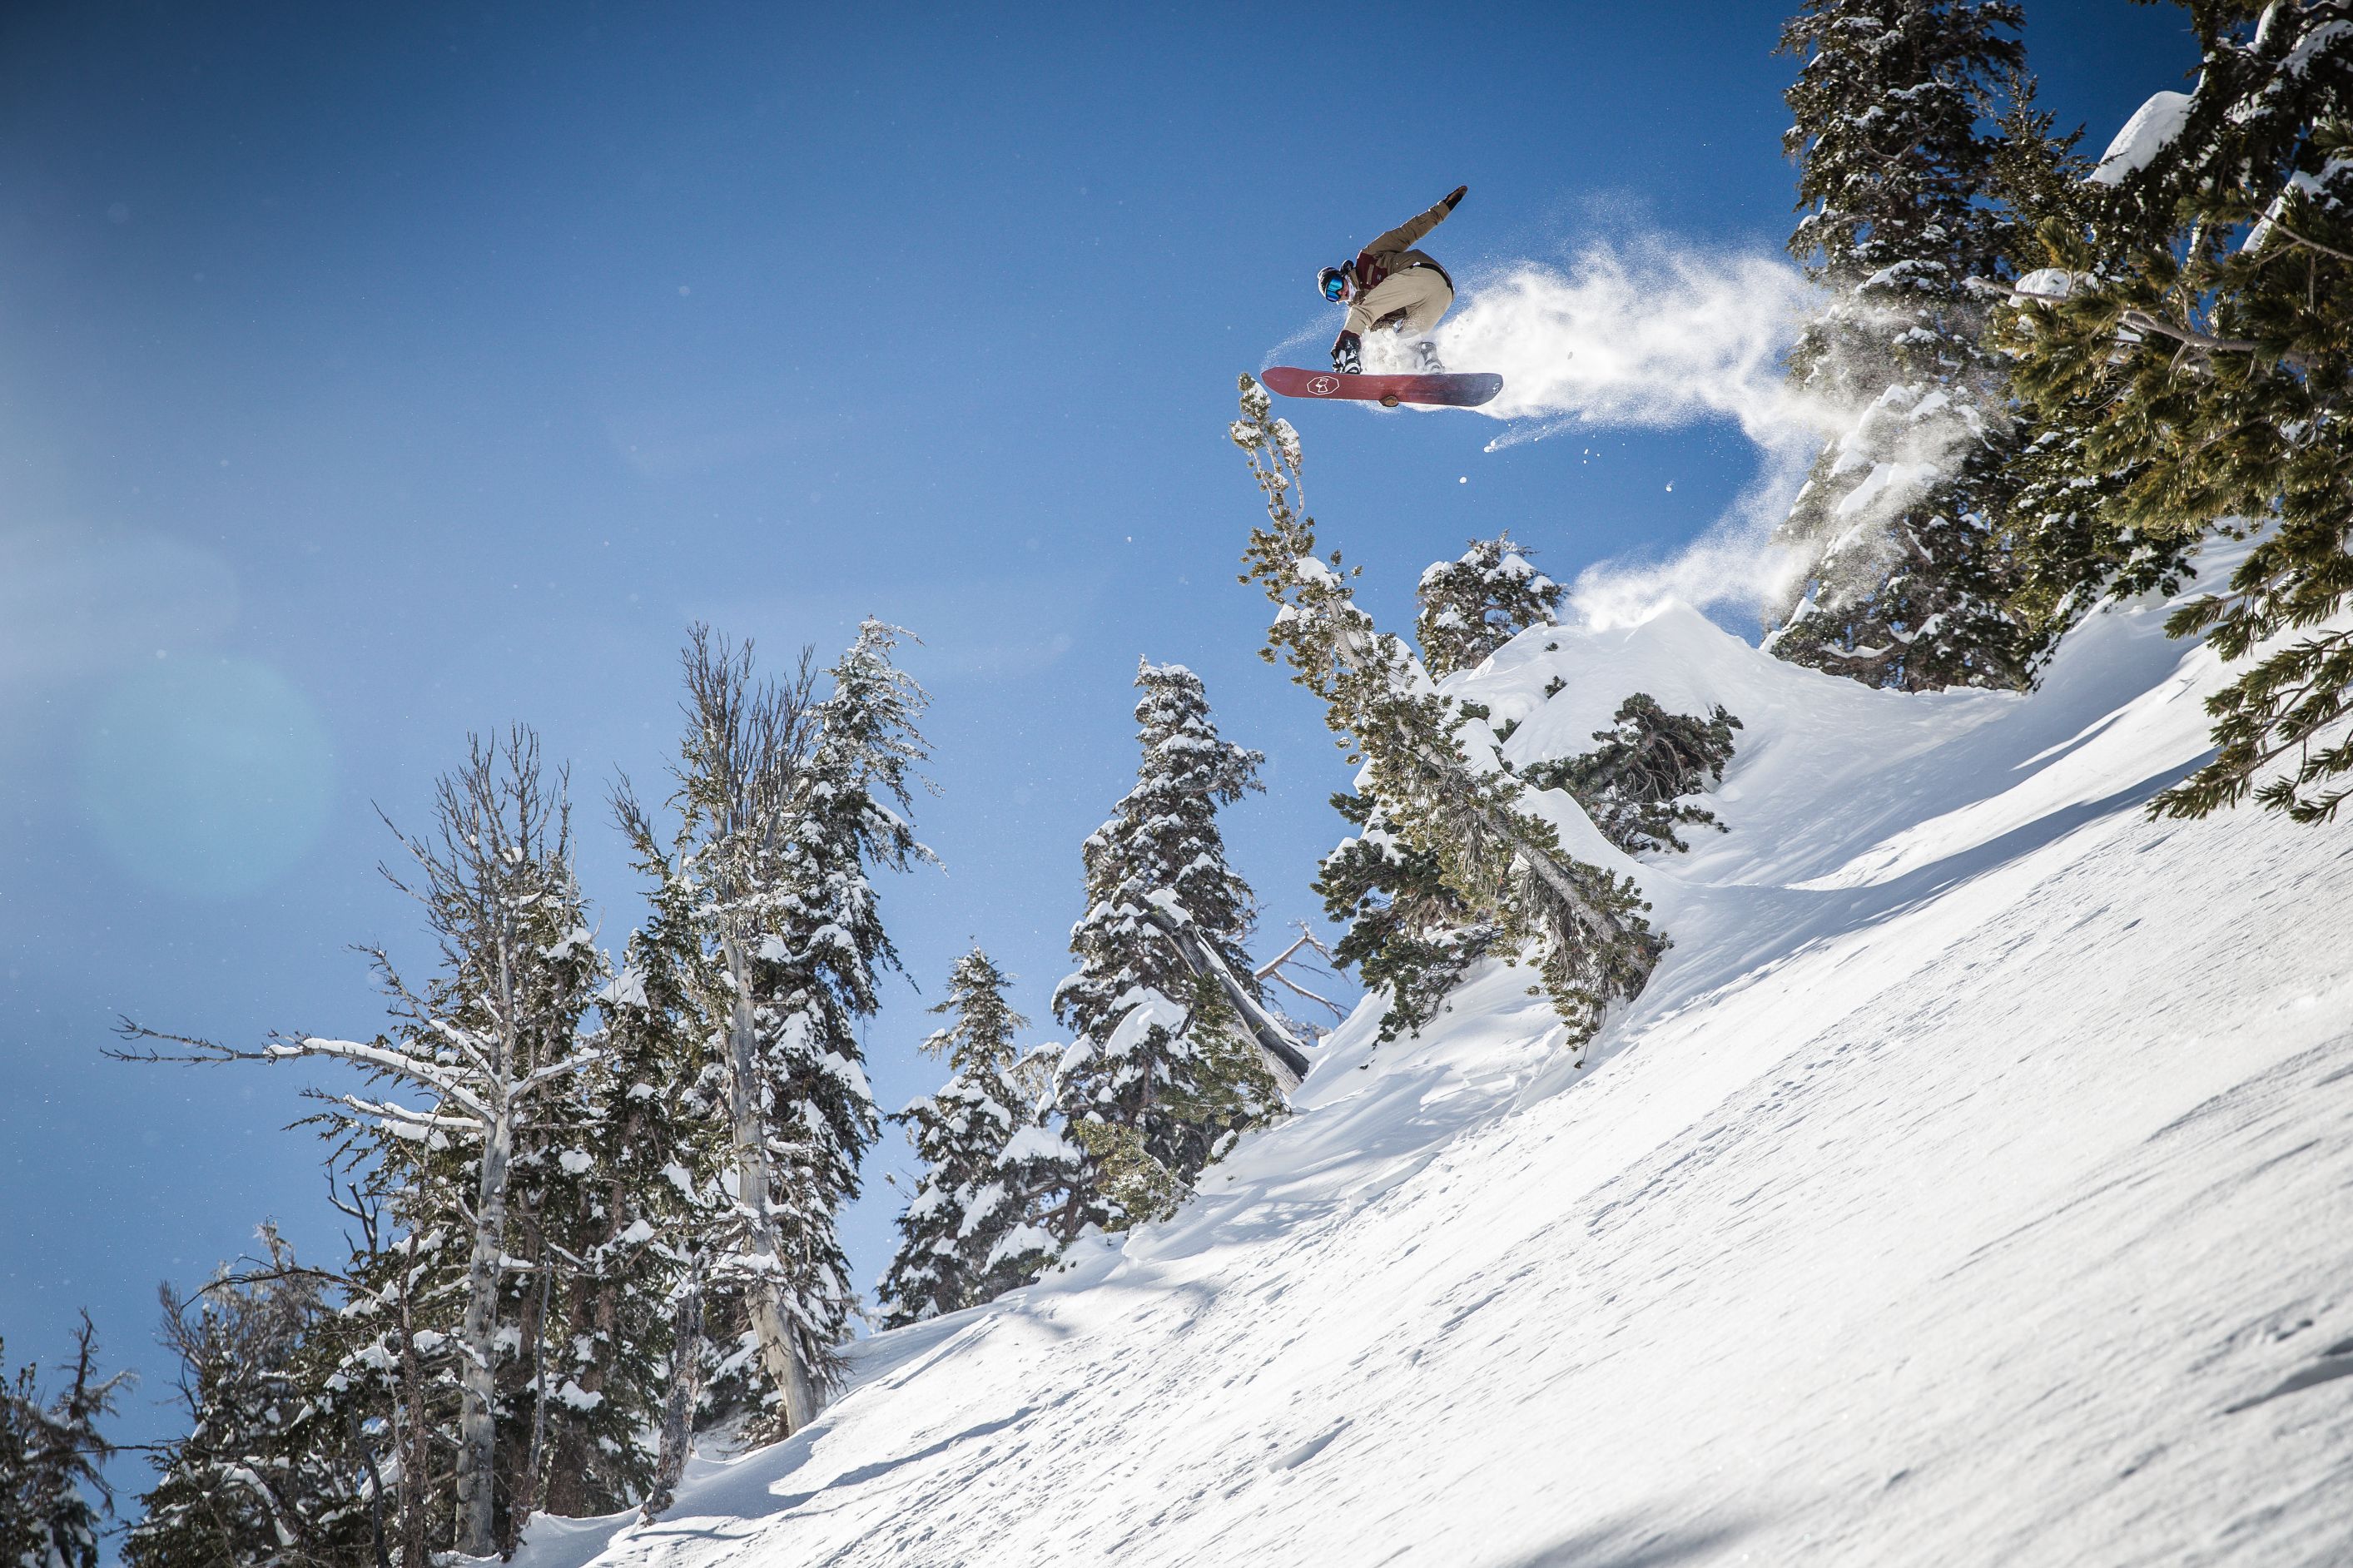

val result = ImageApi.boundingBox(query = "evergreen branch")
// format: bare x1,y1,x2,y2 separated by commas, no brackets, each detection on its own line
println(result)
2116,309,2266,357
514,1045,613,1095
2268,221,2353,266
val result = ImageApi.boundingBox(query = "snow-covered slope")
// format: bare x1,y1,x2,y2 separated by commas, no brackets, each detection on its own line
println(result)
522,568,2353,1568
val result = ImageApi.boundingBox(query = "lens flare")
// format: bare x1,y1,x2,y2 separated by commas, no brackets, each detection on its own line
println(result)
78,657,334,897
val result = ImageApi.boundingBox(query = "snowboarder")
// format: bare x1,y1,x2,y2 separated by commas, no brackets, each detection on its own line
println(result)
1318,186,1467,375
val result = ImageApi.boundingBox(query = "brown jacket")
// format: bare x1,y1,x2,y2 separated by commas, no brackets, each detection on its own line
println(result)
1351,196,1456,296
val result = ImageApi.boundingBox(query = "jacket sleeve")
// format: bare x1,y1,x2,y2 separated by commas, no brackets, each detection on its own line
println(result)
1363,196,1454,260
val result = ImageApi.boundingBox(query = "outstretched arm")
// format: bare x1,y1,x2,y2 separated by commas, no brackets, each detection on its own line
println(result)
1363,186,1467,256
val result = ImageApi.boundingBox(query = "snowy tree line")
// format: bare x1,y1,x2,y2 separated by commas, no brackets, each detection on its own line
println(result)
93,623,936,1563
1762,0,2353,822
878,656,1313,1327
51,539,1725,1564
42,619,1325,1565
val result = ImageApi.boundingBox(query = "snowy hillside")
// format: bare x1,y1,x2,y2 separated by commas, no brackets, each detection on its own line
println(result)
517,563,2353,1568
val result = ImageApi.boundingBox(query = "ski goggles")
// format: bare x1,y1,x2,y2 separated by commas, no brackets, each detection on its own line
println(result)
1319,267,1349,302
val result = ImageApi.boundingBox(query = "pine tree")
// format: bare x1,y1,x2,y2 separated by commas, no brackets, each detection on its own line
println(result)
603,861,732,1526
1982,74,2199,653
1522,696,1745,856
0,1319,126,1568
1313,792,1496,1041
0,1354,32,1568
275,1178,450,1568
1415,535,1565,678
125,1230,375,1568
494,977,680,1543
118,731,608,1561
984,1054,1093,1273
547,888,717,1528
1996,2,2353,821
1053,662,1288,1226
762,620,932,1362
1234,376,1664,1054
1764,0,2033,692
878,950,1085,1326
615,620,931,1438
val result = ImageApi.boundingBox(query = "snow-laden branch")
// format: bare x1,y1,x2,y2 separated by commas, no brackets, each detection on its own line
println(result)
2116,309,2265,356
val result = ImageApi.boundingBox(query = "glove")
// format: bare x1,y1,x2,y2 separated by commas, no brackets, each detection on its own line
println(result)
1443,185,1467,211
1331,331,1363,375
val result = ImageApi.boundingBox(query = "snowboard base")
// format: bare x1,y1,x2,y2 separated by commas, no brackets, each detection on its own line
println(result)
1261,366,1503,409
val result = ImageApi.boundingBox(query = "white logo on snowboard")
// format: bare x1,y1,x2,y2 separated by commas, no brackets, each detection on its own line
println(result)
1307,375,1342,395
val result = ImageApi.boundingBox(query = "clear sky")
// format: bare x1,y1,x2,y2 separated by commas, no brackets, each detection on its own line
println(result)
1,0,2196,1495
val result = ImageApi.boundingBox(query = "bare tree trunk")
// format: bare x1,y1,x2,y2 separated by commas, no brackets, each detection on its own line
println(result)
500,1216,554,1560
1135,906,1311,1085
397,1233,431,1568
454,1104,515,1558
350,1411,391,1568
639,1247,706,1525
718,934,819,1433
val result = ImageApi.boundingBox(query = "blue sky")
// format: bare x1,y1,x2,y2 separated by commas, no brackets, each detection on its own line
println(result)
1,0,2194,1491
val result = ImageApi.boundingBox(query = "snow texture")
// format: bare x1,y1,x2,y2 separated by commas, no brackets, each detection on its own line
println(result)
513,561,2353,1568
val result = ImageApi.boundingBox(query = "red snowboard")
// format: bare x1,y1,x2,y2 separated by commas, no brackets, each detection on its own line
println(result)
1261,365,1503,409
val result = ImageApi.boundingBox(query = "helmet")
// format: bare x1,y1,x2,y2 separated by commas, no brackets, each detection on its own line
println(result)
1318,265,1350,303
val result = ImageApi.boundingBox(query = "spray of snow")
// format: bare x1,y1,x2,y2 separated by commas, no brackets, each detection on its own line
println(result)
1441,245,1826,447
1422,239,1839,628
1404,237,1990,632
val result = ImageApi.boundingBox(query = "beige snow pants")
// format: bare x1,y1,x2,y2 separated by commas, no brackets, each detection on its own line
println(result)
1344,265,1454,340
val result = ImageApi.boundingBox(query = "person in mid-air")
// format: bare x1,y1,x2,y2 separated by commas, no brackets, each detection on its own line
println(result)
1318,185,1467,375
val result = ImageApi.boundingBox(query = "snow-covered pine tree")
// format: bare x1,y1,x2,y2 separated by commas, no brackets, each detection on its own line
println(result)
986,1054,1093,1268
496,962,685,1539
1997,1,2353,822
878,950,1084,1326
879,950,1025,1325
279,1179,449,1568
1328,533,1568,1040
598,857,732,1526
1522,696,1745,856
1313,791,1495,1040
1234,376,1664,1052
117,730,608,1561
617,621,931,1438
1981,77,2199,649
551,874,722,1528
0,1318,126,1568
1415,534,1565,678
1053,661,1288,1227
748,618,930,1406
1764,0,2033,692
125,1229,375,1568
0,1355,32,1568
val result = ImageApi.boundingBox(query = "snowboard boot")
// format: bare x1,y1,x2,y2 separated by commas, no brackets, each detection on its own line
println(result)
1412,339,1447,374
1332,330,1363,375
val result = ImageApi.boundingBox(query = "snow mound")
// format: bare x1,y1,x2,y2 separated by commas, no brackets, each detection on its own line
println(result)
517,572,2353,1568
2090,90,2195,186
